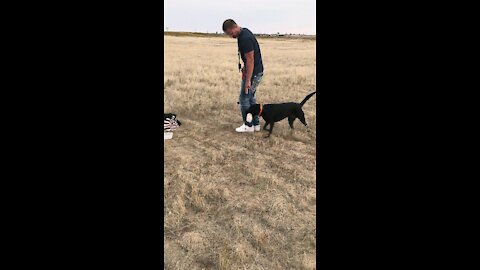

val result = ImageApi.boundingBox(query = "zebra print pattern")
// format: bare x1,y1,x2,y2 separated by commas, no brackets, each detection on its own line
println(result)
164,118,179,132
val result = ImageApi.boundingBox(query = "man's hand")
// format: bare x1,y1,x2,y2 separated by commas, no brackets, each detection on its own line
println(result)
245,80,251,94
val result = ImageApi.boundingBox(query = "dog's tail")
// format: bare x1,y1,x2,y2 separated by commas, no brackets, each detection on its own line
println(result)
300,91,316,107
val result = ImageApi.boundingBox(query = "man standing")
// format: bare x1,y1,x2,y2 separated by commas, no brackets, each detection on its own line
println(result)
223,19,264,133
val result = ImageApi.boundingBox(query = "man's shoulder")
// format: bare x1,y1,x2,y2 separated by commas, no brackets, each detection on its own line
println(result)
240,29,255,45
238,32,250,44
243,28,254,36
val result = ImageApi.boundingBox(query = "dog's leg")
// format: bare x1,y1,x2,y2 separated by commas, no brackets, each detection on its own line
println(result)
263,122,270,131
297,110,308,126
288,115,296,129
265,122,275,138
297,110,310,132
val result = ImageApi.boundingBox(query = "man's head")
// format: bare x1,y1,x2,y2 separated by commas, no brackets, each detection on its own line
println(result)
222,19,241,38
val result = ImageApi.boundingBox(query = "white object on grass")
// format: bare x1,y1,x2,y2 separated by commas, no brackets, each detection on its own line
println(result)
164,132,173,140
246,113,253,123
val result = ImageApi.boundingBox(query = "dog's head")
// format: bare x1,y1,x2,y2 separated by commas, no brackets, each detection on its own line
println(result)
245,104,261,123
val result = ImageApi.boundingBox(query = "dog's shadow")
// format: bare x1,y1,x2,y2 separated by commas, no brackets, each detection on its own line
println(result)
218,121,315,143
260,127,315,143
283,130,315,143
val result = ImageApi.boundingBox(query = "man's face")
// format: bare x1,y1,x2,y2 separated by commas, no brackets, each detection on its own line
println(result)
225,26,240,38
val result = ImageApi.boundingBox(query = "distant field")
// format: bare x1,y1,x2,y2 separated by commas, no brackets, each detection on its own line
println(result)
164,35,316,269
164,31,316,40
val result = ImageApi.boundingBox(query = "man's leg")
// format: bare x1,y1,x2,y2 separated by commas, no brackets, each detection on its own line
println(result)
235,77,254,132
240,76,258,127
239,77,251,125
249,73,263,127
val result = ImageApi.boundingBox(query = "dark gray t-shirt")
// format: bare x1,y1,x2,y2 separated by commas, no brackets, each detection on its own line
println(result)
238,28,264,75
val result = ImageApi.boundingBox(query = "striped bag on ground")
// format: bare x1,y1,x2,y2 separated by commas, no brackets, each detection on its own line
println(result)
164,118,179,132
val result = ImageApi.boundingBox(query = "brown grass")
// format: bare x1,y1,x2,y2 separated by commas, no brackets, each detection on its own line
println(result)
164,35,316,269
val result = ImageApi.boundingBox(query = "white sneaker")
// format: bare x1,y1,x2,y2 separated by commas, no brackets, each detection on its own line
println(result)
235,124,254,133
254,125,261,132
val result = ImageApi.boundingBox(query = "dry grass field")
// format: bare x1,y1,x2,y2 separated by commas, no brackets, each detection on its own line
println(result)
164,34,316,269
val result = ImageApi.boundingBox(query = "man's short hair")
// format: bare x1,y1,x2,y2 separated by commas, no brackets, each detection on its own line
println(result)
222,19,237,32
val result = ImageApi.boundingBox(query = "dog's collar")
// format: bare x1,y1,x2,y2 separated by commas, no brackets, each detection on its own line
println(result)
259,103,263,117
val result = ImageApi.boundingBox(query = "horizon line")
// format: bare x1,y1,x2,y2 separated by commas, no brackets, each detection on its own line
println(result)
164,30,316,36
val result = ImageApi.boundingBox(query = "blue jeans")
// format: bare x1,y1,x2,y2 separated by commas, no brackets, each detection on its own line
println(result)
240,72,263,127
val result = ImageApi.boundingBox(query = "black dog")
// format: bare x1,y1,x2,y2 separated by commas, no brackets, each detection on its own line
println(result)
246,91,316,137
164,113,182,126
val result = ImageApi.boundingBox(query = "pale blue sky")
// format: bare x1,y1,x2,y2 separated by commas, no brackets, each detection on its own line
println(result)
164,0,316,35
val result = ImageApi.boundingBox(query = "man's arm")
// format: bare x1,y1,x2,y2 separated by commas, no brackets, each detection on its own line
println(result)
244,50,254,93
